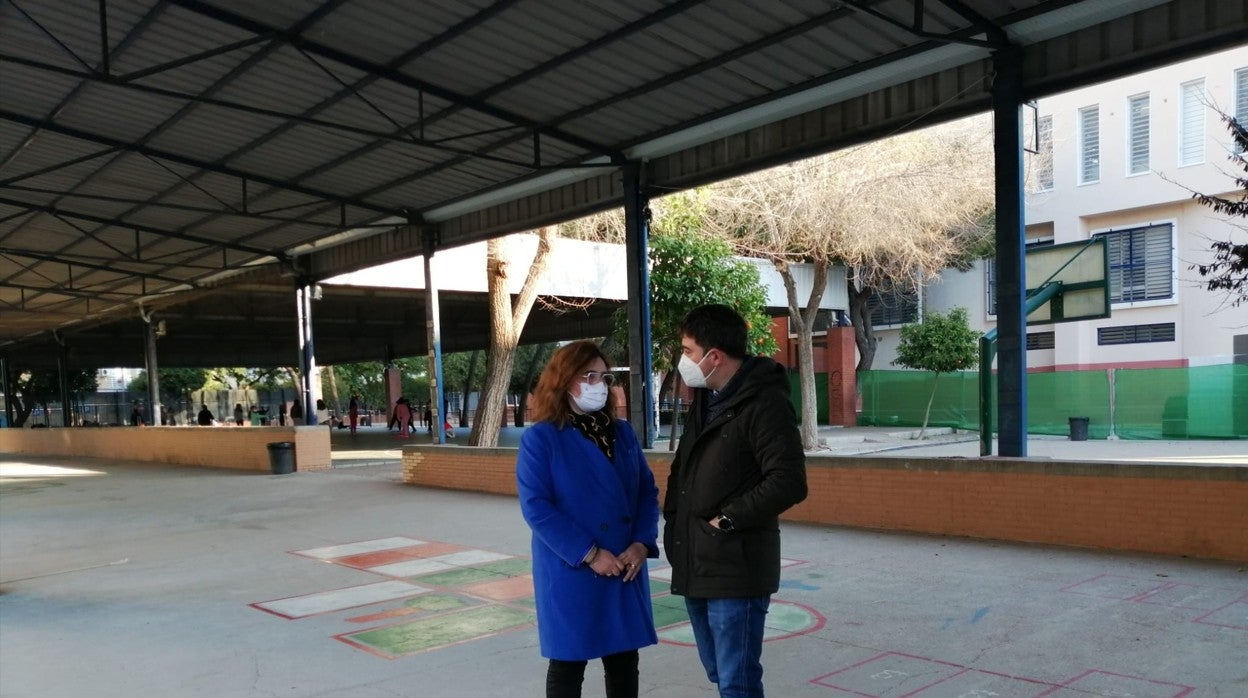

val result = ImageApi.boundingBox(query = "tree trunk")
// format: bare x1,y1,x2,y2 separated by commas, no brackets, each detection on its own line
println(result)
667,361,681,452
515,344,548,427
469,228,554,447
848,276,878,373
919,372,940,440
778,260,828,451
461,350,480,427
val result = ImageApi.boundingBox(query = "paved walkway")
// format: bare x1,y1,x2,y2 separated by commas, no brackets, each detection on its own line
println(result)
2,432,1245,697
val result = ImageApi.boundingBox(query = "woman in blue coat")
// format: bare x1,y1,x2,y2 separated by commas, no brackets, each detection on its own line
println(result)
517,340,660,698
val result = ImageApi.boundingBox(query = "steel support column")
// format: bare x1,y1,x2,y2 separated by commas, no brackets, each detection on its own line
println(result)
622,162,655,448
296,279,319,425
423,225,447,444
991,47,1027,457
57,343,72,427
0,356,12,427
145,318,162,426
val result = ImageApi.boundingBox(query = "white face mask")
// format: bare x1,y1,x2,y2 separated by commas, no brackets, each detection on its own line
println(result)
570,381,608,413
678,351,714,389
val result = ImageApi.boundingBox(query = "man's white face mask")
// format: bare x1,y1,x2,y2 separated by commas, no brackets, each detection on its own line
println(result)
678,351,715,389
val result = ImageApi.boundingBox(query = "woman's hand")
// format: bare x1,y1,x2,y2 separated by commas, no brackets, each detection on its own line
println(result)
588,547,625,578
617,542,649,582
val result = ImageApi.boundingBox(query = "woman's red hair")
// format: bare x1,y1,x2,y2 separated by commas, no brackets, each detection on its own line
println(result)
529,340,617,425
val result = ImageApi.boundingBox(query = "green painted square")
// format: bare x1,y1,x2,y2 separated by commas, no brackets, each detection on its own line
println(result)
413,558,533,587
651,595,689,628
648,579,671,595
347,605,535,656
402,594,475,612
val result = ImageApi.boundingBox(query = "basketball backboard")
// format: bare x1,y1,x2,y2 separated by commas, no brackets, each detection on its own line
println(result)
1024,238,1110,325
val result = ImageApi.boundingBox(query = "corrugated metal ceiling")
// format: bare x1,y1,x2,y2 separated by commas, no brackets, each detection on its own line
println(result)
1,0,1244,365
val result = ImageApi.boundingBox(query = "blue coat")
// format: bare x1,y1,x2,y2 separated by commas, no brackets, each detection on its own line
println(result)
517,418,660,660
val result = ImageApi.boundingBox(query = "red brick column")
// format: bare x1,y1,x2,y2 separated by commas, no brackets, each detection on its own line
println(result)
827,327,857,426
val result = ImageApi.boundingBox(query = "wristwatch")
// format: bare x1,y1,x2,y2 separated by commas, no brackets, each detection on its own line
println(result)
717,514,735,533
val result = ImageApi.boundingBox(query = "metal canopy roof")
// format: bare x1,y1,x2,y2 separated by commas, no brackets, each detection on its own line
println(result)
2,0,1245,368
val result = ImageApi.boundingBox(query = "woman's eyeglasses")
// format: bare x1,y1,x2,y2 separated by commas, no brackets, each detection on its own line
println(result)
580,371,616,386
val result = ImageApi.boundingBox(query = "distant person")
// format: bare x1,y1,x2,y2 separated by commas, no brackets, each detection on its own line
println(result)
233,403,244,426
516,340,659,698
348,395,360,435
278,401,288,426
197,404,214,426
315,398,331,426
395,397,411,438
290,399,304,424
130,405,143,427
424,407,433,434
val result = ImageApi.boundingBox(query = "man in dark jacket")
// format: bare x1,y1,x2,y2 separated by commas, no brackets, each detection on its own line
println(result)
663,304,807,698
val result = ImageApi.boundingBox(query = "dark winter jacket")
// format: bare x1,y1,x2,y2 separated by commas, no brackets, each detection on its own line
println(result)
663,356,807,598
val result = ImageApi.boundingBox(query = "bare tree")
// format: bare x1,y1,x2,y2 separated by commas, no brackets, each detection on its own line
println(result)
706,117,994,448
468,227,555,447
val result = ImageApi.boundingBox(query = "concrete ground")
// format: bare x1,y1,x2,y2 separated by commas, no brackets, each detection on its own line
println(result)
1,429,1245,697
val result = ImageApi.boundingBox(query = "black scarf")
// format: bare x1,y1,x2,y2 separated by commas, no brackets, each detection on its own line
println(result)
568,411,615,460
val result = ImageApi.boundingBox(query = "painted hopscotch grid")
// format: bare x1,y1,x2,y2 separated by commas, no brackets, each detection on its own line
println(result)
252,537,538,658
256,538,827,659
810,651,1195,697
251,580,433,620
1061,573,1248,631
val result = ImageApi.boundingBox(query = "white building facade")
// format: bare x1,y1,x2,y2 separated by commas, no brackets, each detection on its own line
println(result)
873,46,1248,371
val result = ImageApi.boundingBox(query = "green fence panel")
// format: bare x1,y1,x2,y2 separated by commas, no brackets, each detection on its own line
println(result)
859,370,980,430
1115,364,1248,439
1026,370,1111,439
862,365,1246,440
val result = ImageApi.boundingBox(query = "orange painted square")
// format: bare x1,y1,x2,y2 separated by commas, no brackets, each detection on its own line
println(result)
465,575,535,602
337,542,468,569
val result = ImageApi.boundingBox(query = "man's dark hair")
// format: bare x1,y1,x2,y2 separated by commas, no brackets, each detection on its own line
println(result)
679,304,750,359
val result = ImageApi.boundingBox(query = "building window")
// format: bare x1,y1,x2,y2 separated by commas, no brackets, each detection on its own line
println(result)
1179,79,1205,166
1127,93,1150,175
1236,67,1247,153
1097,323,1175,345
985,239,1054,316
1096,223,1173,303
1027,332,1055,350
1033,114,1054,191
867,286,919,327
1078,105,1099,184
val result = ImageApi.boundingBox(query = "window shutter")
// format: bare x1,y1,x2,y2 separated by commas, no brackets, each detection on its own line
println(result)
1128,94,1149,175
1179,80,1205,166
1036,115,1054,190
1099,224,1173,303
1237,68,1247,124
1079,106,1099,183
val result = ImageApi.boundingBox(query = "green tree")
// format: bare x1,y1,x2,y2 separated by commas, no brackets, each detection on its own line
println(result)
616,206,777,447
1189,114,1248,308
892,307,979,439
128,368,209,421
8,367,98,427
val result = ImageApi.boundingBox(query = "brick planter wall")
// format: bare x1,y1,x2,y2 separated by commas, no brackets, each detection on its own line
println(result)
0,425,332,472
402,445,1248,563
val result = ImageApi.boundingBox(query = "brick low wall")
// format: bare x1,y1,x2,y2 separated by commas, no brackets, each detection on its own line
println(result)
0,425,332,472
403,445,1248,563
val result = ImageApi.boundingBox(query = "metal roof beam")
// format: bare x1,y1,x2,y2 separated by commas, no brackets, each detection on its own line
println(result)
163,0,622,161
0,196,277,259
0,246,189,286
0,110,398,217
822,0,1005,49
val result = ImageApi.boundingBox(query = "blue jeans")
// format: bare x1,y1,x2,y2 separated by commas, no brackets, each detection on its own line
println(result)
684,596,770,698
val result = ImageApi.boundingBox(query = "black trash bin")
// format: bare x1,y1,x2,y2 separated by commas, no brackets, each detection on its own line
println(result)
1068,416,1090,441
267,441,296,474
